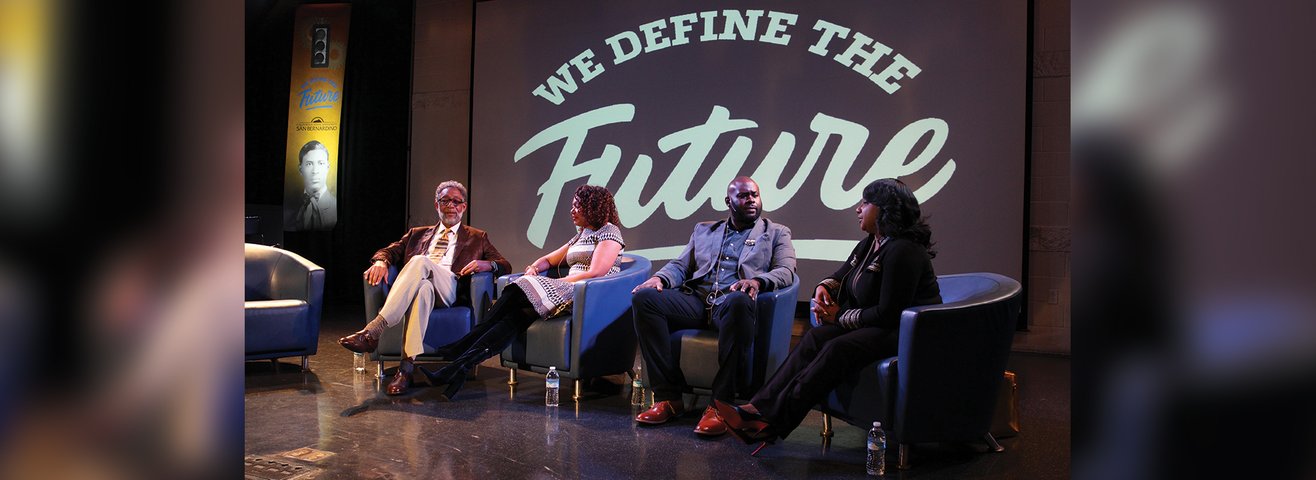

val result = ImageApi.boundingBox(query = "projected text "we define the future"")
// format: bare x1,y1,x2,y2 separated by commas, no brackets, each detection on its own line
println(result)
531,10,923,105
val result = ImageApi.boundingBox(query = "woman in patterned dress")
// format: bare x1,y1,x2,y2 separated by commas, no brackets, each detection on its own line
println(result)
415,185,625,399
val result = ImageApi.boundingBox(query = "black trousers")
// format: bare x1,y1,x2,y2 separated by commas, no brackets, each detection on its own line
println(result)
749,324,897,438
632,287,756,403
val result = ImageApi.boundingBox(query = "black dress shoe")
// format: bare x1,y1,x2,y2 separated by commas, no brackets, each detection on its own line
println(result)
339,329,379,353
386,370,411,395
386,359,415,395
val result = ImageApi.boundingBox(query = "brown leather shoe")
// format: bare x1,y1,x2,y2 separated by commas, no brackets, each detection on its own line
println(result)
386,359,415,395
694,406,728,436
635,400,684,424
339,329,379,353
386,370,411,395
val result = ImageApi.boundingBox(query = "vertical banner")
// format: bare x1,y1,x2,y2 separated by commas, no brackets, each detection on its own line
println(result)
283,4,350,231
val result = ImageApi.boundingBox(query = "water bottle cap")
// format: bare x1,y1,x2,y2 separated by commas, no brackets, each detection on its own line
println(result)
873,421,881,427
549,366,556,371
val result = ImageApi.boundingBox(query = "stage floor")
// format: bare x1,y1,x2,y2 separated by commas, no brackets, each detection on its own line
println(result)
245,302,1070,479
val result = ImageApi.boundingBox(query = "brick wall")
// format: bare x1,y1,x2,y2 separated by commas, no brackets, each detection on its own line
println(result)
1013,0,1071,355
409,0,475,226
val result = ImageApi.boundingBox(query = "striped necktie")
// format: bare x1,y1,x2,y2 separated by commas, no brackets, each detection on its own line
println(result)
428,228,451,261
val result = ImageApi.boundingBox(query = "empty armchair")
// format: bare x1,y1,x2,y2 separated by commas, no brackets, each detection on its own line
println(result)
364,268,497,378
498,254,651,400
813,272,1021,469
659,277,799,403
245,243,325,371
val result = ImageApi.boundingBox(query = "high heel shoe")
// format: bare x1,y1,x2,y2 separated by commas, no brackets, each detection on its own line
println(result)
712,400,778,446
712,400,766,431
438,373,466,401
416,363,468,400
419,347,490,400
417,361,459,384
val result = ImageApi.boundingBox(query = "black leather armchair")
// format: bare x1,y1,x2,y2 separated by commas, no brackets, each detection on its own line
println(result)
497,254,651,401
245,243,325,371
813,272,1021,469
363,267,497,378
651,276,800,405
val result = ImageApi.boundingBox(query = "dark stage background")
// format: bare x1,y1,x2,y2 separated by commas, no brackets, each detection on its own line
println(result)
246,0,414,304
470,0,1028,298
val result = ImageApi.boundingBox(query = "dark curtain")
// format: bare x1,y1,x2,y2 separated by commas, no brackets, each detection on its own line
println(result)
246,0,415,307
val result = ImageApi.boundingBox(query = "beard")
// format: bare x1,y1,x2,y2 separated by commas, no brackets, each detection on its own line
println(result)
729,202,760,225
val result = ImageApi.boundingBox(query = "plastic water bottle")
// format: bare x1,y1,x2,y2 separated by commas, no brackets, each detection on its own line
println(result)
352,352,366,373
866,421,886,476
630,377,645,406
545,366,560,407
630,364,645,406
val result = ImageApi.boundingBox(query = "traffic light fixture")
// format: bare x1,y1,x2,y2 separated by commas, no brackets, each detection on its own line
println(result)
311,24,329,68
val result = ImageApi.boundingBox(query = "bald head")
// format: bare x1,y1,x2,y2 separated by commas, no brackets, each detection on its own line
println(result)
725,176,762,229
727,176,758,197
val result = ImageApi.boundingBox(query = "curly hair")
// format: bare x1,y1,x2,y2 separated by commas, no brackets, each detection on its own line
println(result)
574,184,621,229
863,178,936,257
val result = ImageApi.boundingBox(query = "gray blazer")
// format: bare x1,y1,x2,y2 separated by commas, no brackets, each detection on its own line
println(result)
654,217,797,291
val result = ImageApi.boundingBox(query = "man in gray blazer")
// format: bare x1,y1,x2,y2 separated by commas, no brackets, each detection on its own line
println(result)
631,176,797,437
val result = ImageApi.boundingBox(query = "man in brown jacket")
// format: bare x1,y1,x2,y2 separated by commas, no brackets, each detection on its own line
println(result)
339,180,511,394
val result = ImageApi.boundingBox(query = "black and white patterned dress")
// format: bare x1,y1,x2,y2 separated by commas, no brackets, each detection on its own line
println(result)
514,223,625,318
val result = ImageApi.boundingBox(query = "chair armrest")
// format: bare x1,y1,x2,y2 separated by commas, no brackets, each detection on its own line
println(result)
895,272,1021,390
756,279,796,311
496,273,523,297
468,271,495,324
897,291,1020,370
263,247,324,356
269,250,325,302
754,276,798,384
568,255,651,377
363,265,400,321
874,356,899,426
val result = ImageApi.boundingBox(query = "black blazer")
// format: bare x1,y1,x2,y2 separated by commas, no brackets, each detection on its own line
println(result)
821,236,941,329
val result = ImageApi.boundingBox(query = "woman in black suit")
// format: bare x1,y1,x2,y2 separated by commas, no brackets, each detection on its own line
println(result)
714,178,942,452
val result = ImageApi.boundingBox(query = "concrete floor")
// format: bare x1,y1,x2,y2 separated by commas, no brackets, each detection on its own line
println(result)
245,303,1070,479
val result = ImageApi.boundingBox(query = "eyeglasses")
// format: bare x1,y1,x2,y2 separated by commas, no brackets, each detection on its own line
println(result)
438,198,466,206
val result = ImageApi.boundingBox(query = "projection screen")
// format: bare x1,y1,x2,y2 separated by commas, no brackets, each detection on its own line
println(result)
471,0,1027,299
